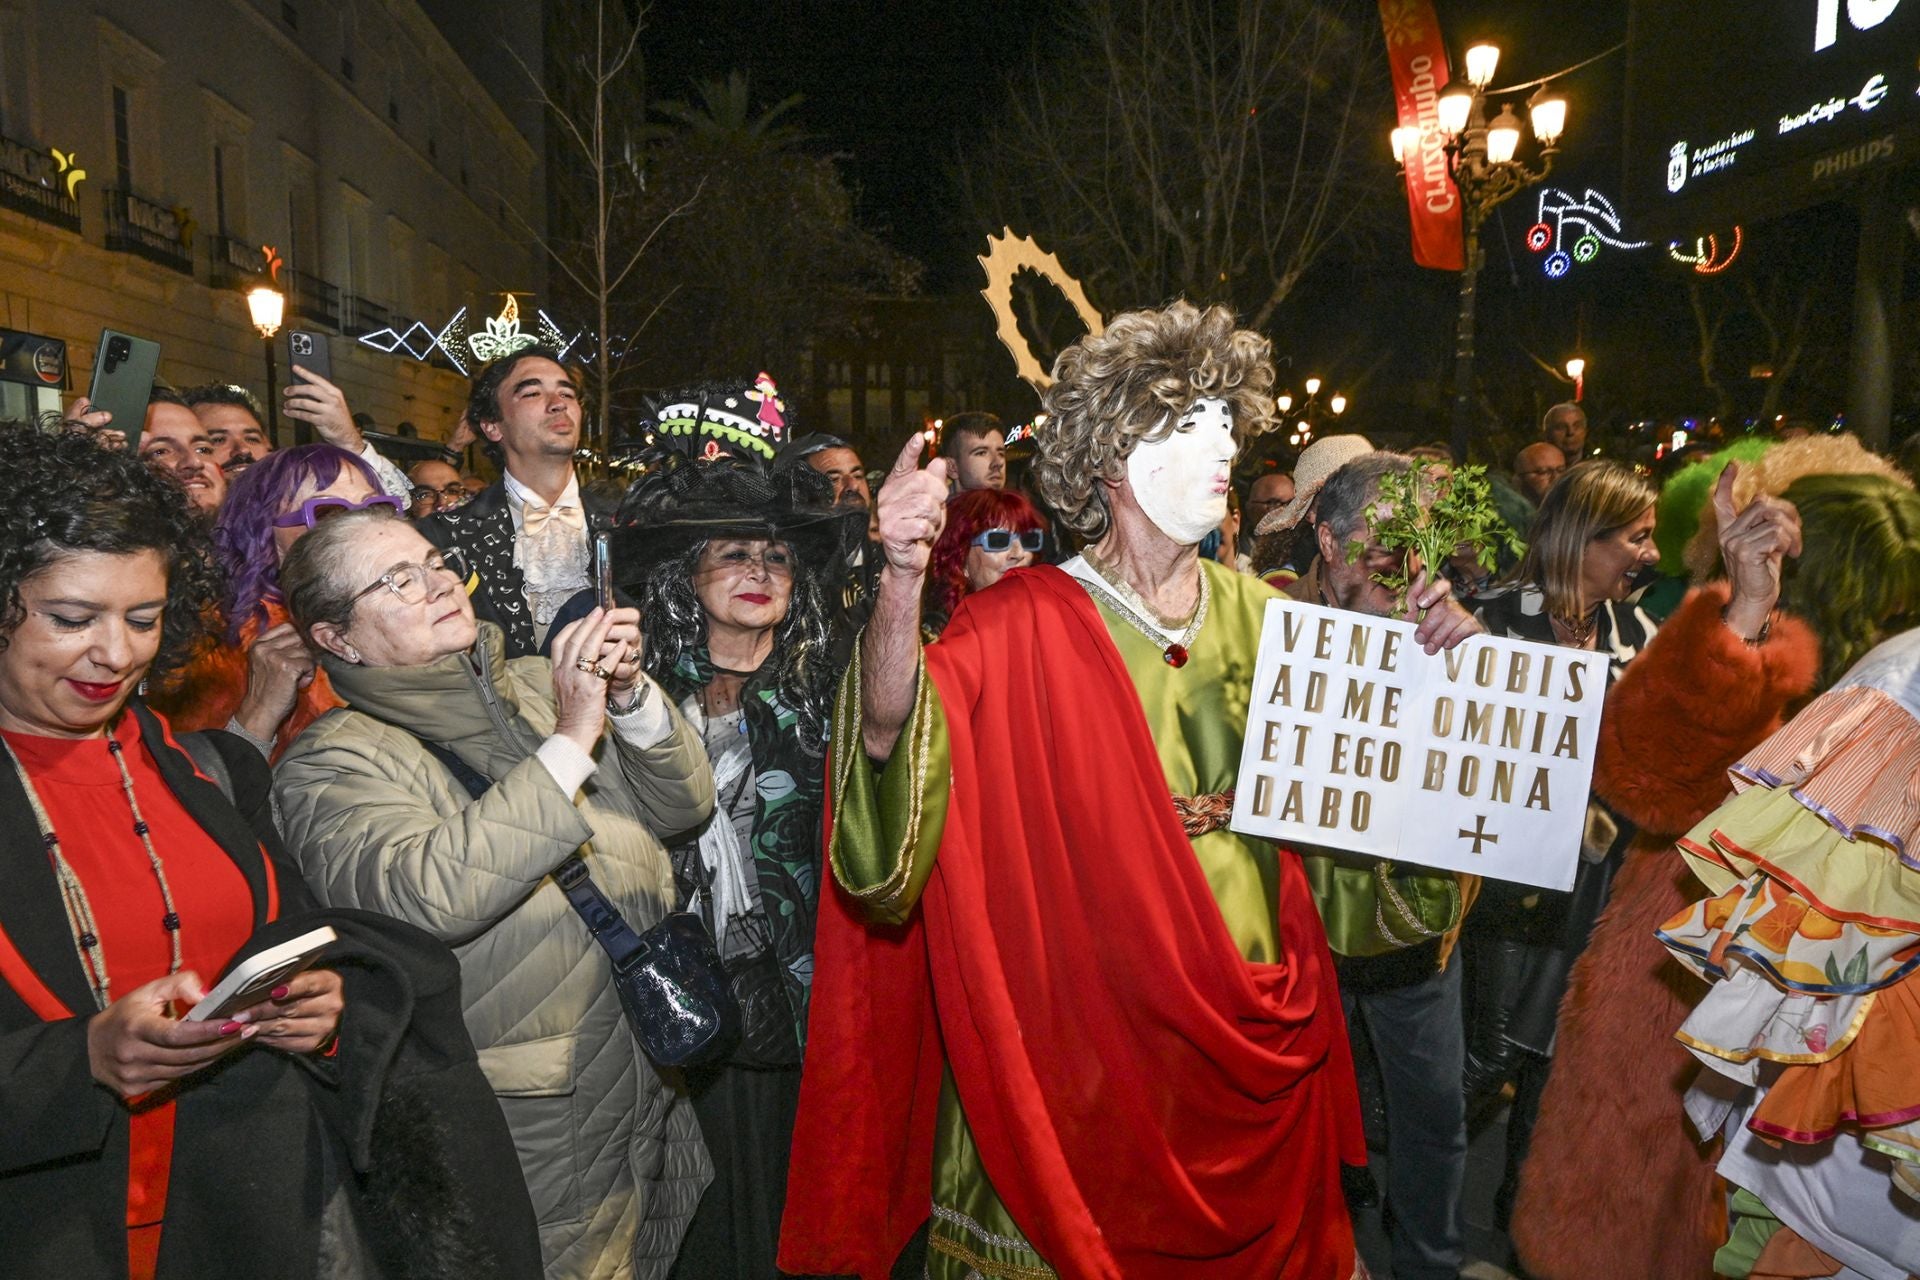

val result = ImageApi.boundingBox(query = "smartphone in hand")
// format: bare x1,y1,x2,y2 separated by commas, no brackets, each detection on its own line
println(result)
593,531,615,610
87,329,162,450
288,329,332,383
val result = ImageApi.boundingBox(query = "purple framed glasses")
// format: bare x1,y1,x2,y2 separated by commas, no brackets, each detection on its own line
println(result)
270,493,407,530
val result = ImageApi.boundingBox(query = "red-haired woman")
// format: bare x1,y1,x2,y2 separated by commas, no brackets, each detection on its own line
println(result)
924,488,1048,638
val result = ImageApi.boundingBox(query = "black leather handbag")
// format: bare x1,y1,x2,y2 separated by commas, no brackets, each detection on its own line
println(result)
554,856,741,1068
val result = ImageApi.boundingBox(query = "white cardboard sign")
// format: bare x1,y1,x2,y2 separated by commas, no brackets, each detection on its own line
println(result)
1229,598,1608,891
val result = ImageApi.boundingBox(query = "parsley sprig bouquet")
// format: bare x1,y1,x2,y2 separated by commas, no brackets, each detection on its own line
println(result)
1347,460,1521,611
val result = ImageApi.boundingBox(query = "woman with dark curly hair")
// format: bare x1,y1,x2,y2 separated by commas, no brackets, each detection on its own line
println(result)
923,487,1048,638
150,443,397,759
611,447,861,1280
0,426,540,1279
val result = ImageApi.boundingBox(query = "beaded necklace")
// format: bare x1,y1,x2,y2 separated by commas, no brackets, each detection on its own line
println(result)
1079,546,1211,668
0,725,183,1011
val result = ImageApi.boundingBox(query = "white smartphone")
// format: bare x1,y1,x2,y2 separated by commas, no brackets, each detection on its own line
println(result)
185,926,337,1022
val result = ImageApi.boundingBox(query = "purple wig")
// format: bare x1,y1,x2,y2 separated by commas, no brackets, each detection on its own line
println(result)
214,444,383,643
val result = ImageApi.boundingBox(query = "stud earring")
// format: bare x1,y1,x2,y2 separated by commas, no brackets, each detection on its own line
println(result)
345,647,363,664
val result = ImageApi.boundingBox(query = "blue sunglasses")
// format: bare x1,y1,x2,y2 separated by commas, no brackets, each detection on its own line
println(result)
971,529,1044,554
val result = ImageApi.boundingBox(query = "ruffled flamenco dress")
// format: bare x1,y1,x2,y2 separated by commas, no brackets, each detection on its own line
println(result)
1657,626,1920,1279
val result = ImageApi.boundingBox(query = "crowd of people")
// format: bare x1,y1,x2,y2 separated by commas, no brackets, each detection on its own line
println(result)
2,298,1917,1280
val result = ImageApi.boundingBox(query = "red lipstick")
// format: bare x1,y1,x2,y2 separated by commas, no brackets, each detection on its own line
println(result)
66,679,124,703
736,593,772,606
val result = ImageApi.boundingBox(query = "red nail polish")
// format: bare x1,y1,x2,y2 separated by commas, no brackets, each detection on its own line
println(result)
218,1020,242,1035
270,984,290,1001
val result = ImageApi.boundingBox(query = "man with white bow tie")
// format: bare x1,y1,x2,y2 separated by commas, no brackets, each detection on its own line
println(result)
416,346,617,657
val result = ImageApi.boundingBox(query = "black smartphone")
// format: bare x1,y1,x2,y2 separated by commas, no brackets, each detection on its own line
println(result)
593,531,615,610
288,329,332,383
87,329,162,450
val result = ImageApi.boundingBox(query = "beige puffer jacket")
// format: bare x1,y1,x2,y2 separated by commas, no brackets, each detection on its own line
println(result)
274,623,716,1280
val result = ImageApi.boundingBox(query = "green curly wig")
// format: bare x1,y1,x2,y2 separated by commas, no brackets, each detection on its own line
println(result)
1778,471,1920,689
1653,437,1775,575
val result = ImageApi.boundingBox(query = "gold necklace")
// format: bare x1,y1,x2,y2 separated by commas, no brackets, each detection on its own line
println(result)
1,725,183,1010
1079,547,1211,668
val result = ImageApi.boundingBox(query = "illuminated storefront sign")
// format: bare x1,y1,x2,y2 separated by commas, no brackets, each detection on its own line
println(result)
1626,0,1919,230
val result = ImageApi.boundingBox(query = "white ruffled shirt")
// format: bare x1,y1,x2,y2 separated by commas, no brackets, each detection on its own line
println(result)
501,468,590,637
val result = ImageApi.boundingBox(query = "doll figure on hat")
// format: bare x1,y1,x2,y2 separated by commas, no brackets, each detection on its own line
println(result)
747,372,787,434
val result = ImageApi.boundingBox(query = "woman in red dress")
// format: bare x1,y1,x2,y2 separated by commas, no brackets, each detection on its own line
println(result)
0,428,539,1280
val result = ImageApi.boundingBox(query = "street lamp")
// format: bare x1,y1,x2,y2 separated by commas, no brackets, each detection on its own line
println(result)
1392,43,1566,462
1281,378,1346,447
246,285,285,447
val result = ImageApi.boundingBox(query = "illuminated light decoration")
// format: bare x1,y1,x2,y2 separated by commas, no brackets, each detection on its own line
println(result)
977,228,1105,392
260,244,284,283
1527,187,1649,278
50,149,85,199
1667,225,1744,274
535,309,583,361
467,294,539,363
358,306,471,376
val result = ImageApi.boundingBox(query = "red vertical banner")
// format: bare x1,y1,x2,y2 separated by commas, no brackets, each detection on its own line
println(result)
1380,0,1465,271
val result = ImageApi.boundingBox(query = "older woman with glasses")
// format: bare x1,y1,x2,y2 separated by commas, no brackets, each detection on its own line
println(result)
923,487,1049,638
148,444,402,760
271,504,716,1279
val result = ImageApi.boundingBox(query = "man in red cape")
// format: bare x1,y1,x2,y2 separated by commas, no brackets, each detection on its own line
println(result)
780,303,1470,1279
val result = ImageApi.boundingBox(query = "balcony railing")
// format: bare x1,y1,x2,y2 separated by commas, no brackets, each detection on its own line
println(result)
210,234,269,289
104,188,192,275
341,293,394,338
0,133,82,233
285,267,341,330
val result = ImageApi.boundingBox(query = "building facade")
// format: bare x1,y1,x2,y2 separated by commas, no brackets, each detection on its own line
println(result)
0,0,544,438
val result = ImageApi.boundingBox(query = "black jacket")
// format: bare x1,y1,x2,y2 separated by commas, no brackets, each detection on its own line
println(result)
0,705,542,1279
416,480,618,659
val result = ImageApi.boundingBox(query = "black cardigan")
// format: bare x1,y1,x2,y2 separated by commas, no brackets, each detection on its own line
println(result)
0,703,542,1279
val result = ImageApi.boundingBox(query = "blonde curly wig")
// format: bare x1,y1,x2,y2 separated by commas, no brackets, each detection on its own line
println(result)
1683,433,1911,581
1036,301,1276,540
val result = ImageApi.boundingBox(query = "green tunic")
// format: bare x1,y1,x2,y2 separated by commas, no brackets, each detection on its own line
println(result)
829,561,1284,1280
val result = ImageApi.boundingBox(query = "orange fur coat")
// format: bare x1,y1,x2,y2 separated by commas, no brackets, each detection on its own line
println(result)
1509,583,1820,1280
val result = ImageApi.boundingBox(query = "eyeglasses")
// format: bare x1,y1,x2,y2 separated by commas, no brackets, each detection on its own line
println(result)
272,493,407,529
352,548,471,606
703,545,795,577
971,529,1043,554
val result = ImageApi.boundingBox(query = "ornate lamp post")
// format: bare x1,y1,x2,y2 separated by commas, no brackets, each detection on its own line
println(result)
1391,43,1567,462
245,285,286,447
1276,376,1348,448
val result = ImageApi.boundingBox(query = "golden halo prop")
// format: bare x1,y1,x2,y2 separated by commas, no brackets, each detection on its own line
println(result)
977,229,1105,393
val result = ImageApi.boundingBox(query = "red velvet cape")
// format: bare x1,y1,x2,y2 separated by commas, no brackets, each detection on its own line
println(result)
780,566,1362,1278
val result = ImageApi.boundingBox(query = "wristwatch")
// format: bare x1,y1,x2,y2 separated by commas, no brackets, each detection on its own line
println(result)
608,678,653,717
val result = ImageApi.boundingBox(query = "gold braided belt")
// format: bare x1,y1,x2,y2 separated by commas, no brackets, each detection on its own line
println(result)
1170,790,1236,839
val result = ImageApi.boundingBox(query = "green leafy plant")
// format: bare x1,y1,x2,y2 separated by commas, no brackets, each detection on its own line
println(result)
1346,461,1522,610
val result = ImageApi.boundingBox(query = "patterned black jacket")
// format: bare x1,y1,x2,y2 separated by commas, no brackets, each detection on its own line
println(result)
415,480,619,659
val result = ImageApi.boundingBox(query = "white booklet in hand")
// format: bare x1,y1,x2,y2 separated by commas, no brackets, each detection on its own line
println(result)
186,926,338,1022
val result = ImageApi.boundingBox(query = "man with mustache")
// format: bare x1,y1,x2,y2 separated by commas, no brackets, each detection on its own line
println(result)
416,346,612,658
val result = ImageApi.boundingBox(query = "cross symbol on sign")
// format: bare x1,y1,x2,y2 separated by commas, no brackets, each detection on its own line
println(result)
1459,815,1500,854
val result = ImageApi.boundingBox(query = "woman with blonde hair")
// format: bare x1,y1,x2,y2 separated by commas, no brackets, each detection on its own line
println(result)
1476,458,1661,662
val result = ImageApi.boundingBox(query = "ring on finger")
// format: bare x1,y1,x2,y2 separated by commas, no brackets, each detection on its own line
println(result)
573,658,598,674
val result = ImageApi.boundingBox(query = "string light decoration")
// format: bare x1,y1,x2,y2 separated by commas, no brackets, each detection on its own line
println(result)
356,294,585,375
1667,226,1744,274
50,149,86,199
1525,187,1648,278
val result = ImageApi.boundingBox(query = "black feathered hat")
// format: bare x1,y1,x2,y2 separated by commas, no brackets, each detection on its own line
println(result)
610,449,864,588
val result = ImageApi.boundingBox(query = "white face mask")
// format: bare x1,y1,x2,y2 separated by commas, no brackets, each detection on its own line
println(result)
1123,397,1235,546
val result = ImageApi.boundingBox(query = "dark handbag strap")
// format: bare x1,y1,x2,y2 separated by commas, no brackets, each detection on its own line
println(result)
409,732,648,971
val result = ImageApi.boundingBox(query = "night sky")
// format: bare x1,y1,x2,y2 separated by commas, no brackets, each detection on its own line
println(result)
640,1,1890,436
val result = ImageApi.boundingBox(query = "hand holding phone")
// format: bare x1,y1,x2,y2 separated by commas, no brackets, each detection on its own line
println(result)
86,330,162,452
